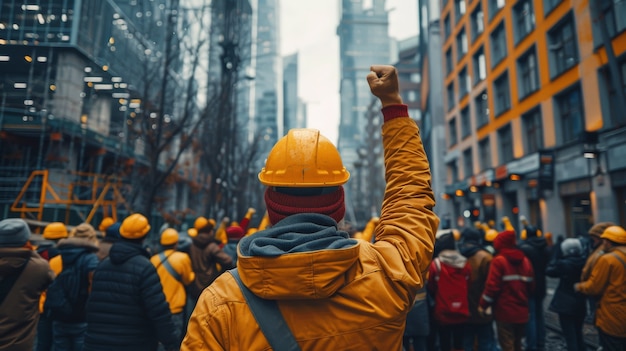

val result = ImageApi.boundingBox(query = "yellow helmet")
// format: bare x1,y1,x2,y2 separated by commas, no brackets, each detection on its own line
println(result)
600,226,626,244
43,222,68,240
485,228,499,242
98,217,115,232
452,229,461,241
119,214,151,240
258,129,350,187
160,228,179,246
187,228,198,238
194,216,216,231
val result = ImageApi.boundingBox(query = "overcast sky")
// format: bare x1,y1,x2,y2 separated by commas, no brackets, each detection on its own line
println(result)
279,0,419,143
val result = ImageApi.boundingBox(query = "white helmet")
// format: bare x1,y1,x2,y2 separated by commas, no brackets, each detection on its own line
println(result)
560,238,583,257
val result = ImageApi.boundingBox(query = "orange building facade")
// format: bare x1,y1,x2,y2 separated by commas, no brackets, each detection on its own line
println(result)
439,0,626,235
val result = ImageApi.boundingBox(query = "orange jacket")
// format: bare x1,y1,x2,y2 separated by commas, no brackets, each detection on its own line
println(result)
182,111,438,350
150,249,195,314
577,247,626,337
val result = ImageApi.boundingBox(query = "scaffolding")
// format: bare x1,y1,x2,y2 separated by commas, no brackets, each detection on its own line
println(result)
10,169,131,231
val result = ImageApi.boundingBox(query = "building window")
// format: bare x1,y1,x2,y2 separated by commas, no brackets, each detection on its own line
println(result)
463,147,474,178
446,47,453,76
475,91,489,127
471,4,484,41
448,160,459,183
602,60,626,127
444,14,451,39
473,47,486,84
493,71,511,116
597,0,626,39
490,21,507,67
455,0,466,22
461,106,471,138
459,67,469,98
457,28,468,59
447,82,455,111
544,0,563,15
522,107,543,154
488,0,505,19
548,13,578,78
517,46,539,99
555,85,584,144
478,137,491,171
498,124,514,164
513,0,535,43
449,118,458,147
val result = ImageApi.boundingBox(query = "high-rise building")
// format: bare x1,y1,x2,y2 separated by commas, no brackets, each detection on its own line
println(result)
254,0,282,167
438,0,626,233
337,0,394,226
282,53,306,131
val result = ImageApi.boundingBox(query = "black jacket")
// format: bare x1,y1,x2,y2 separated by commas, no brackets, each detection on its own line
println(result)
545,248,587,317
84,241,178,351
519,236,549,299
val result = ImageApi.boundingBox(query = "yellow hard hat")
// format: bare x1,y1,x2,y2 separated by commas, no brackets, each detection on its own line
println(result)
600,226,626,244
160,228,179,246
119,214,151,240
98,217,115,232
43,222,68,240
194,216,216,231
187,228,198,238
258,128,350,187
452,229,461,241
485,228,499,242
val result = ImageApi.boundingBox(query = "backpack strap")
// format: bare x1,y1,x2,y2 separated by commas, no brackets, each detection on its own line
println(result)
0,259,29,306
433,257,441,281
229,269,301,351
158,252,182,283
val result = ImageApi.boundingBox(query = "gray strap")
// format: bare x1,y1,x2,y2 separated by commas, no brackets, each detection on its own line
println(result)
158,252,182,283
611,251,626,271
229,269,301,351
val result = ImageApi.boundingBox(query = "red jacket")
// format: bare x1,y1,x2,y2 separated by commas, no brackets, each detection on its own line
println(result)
479,247,534,324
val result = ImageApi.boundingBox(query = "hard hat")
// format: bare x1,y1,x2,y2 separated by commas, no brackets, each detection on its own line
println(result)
560,238,583,257
160,228,179,246
98,217,115,232
187,227,198,238
43,222,68,240
600,226,626,244
194,216,216,231
452,229,461,241
258,128,350,187
484,228,499,242
119,214,151,240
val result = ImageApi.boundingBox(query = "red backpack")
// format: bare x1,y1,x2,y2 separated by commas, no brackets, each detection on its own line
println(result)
431,257,471,325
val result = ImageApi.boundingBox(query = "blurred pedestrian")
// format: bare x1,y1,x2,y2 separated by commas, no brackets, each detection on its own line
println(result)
459,227,496,351
0,218,54,351
575,226,626,351
479,230,534,351
83,214,179,351
546,238,587,351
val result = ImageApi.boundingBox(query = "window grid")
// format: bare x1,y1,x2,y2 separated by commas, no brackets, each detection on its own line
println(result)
548,15,578,77
488,0,505,19
455,0,467,23
522,107,543,154
447,82,455,111
444,15,451,39
478,137,491,171
464,147,474,178
461,106,471,138
498,124,514,164
460,67,469,98
490,21,507,67
494,71,511,116
471,5,484,41
555,86,584,144
457,28,468,59
517,47,539,99
475,91,489,127
446,48,454,76
449,118,458,147
513,0,535,43
473,47,486,84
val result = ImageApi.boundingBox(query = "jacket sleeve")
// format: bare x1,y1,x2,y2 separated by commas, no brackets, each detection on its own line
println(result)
139,263,179,350
373,106,439,296
578,254,613,296
180,253,196,285
479,258,503,308
209,243,235,271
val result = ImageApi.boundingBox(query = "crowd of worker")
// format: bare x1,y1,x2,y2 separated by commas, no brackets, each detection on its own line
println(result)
1,64,624,351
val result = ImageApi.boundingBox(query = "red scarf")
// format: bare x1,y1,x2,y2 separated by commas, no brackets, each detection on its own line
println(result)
264,186,345,225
